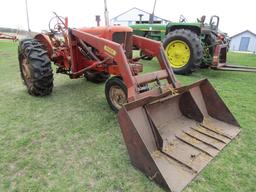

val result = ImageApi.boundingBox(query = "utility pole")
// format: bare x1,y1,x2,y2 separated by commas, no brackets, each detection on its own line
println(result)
149,0,157,24
25,0,31,32
104,0,110,26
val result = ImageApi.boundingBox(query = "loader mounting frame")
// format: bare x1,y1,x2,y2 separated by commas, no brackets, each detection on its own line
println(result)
211,44,256,72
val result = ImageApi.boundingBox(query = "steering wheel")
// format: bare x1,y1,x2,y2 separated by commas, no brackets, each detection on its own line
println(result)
179,15,187,23
48,16,67,33
200,15,206,24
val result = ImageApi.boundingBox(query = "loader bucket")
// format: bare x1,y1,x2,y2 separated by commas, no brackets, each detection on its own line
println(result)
118,79,240,192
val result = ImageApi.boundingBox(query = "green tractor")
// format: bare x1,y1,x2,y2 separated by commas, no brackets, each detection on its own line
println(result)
131,15,229,74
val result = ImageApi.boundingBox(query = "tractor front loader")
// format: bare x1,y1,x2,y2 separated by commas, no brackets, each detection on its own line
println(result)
18,14,240,192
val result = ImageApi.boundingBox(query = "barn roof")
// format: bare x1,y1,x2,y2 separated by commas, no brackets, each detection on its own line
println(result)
111,7,170,22
230,30,256,39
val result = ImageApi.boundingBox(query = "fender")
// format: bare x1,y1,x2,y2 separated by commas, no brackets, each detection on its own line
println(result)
34,34,54,58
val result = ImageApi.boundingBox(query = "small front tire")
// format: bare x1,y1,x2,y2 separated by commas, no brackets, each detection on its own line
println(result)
105,77,127,112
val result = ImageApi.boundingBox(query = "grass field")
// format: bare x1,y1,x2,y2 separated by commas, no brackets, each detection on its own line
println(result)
0,40,256,192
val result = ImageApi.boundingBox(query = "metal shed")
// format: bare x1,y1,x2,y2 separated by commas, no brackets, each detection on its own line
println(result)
111,7,169,26
229,30,256,53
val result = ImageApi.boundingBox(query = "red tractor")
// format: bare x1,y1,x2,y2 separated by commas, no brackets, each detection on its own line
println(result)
18,14,240,192
18,14,178,111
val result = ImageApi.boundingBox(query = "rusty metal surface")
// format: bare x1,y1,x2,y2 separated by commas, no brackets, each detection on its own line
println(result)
118,79,240,192
211,44,256,72
215,65,256,72
134,70,168,85
0,32,17,41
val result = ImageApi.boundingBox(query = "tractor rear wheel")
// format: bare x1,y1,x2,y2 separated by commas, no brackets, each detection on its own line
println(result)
18,39,53,96
84,70,110,83
105,77,127,112
163,29,203,75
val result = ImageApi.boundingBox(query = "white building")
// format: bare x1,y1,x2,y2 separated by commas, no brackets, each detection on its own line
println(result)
111,7,169,26
229,30,256,53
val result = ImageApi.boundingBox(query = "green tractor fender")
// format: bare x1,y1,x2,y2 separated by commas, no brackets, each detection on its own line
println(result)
166,22,202,36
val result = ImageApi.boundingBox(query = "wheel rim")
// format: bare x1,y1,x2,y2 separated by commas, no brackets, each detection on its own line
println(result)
109,85,127,110
165,40,190,68
21,57,32,86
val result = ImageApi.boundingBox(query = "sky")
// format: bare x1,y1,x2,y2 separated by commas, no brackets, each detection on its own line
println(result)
0,0,255,36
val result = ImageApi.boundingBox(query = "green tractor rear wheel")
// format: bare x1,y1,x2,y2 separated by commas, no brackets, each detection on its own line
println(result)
163,29,203,75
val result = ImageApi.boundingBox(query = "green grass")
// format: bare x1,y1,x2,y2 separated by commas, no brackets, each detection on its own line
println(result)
0,40,256,192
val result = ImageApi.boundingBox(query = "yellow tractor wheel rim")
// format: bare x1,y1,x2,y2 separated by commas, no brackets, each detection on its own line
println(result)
165,40,190,68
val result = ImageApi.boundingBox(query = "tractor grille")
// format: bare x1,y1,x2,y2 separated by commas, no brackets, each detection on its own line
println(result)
112,32,133,59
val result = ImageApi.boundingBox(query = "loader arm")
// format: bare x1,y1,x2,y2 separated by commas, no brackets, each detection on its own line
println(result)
132,35,178,88
69,29,179,101
69,29,137,98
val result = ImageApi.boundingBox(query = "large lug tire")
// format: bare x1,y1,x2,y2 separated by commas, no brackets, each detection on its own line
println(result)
84,70,110,83
105,77,127,112
18,39,53,96
163,29,203,75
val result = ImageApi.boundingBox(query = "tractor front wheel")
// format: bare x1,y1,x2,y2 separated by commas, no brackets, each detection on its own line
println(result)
105,77,127,112
163,29,203,75
18,39,53,96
